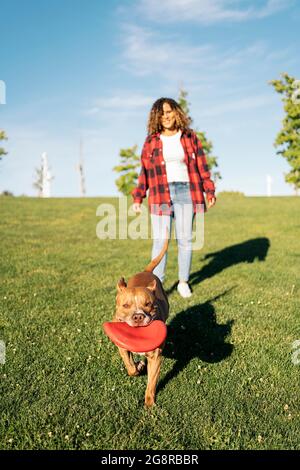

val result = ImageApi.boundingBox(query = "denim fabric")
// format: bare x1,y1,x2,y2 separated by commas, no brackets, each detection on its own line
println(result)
151,182,194,283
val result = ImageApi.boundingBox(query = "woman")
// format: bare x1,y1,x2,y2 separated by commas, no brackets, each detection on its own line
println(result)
132,98,216,298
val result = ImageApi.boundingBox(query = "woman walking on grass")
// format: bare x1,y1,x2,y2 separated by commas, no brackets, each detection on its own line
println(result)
132,98,216,298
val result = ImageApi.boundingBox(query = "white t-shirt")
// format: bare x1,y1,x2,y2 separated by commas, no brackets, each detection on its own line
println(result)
160,130,189,183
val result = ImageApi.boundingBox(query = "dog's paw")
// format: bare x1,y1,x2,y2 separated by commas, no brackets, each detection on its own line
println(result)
144,396,156,408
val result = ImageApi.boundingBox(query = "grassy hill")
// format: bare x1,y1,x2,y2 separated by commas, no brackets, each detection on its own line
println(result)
0,195,299,449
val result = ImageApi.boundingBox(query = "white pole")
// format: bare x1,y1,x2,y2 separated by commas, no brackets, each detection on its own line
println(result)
266,174,272,197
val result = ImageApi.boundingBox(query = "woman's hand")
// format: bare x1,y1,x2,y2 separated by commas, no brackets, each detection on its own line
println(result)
132,202,142,213
207,197,216,209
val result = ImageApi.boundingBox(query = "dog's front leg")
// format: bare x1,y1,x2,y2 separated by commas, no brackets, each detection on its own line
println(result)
117,347,140,376
144,347,163,407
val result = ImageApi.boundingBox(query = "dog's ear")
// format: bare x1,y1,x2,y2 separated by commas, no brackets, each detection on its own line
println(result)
147,279,156,292
117,277,127,292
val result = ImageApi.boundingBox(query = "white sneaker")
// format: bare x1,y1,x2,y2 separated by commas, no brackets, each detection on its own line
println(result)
177,282,192,298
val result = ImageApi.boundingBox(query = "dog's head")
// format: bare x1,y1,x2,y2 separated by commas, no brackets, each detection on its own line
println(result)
115,277,158,327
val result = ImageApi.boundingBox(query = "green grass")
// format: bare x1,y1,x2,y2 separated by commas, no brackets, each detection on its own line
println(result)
0,194,299,450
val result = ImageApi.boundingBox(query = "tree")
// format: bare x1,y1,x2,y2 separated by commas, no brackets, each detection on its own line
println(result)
0,130,8,161
270,73,300,195
178,87,221,183
1,190,14,196
33,153,54,197
33,165,43,197
113,145,140,196
178,88,192,126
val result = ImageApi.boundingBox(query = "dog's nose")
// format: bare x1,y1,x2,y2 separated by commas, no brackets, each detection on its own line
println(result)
132,312,145,323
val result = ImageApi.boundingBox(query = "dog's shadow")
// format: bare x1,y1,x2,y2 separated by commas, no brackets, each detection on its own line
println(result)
157,291,234,394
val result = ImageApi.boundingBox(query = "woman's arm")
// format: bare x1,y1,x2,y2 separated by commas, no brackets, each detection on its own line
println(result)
131,140,149,204
193,132,216,204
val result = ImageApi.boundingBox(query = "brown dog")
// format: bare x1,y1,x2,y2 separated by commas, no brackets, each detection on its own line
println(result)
113,238,169,407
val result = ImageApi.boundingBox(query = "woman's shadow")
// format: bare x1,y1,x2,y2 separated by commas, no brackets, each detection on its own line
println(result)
158,237,270,393
157,290,234,394
166,237,270,295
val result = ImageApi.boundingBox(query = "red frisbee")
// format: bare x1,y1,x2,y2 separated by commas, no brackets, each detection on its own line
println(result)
103,320,167,353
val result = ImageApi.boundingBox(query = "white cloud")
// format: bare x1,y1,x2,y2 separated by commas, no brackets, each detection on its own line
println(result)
120,24,231,80
94,94,154,109
119,24,275,85
123,25,211,78
255,0,293,18
84,92,155,115
137,0,293,24
198,93,278,118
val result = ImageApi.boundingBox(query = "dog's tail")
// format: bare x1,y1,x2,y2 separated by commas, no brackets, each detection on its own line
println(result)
144,229,169,273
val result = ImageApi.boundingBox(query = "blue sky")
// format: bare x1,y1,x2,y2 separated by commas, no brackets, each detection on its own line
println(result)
0,0,299,196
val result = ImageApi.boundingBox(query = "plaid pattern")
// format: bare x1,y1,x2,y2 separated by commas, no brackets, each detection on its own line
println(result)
132,129,216,215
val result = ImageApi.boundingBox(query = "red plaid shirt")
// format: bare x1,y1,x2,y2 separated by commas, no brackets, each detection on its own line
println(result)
132,129,216,215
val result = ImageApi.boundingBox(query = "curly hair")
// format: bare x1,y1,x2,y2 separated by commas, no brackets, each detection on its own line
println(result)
147,97,191,135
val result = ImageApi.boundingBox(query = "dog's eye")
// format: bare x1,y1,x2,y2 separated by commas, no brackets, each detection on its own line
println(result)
145,302,152,307
123,303,130,308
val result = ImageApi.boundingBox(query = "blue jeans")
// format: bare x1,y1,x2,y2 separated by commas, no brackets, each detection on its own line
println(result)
151,182,194,283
